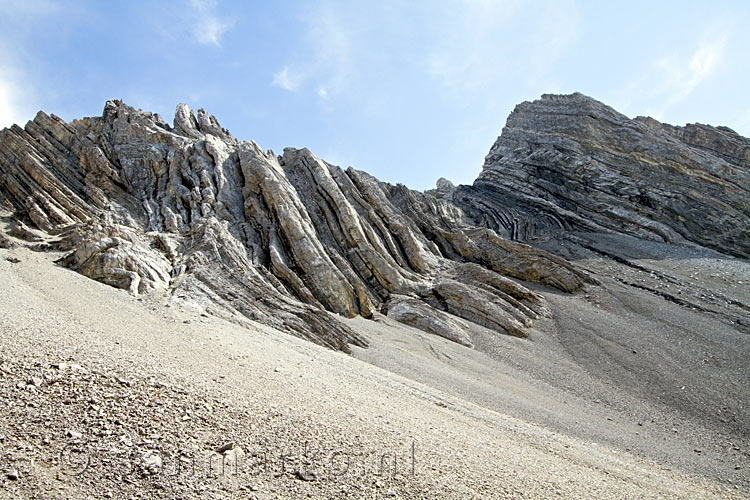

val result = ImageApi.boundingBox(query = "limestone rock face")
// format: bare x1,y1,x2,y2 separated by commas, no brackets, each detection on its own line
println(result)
457,93,750,258
2,94,746,349
0,100,592,350
384,295,473,347
55,222,172,295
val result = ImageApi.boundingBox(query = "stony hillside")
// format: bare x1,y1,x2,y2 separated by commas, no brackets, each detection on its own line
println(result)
0,100,593,352
1,93,749,499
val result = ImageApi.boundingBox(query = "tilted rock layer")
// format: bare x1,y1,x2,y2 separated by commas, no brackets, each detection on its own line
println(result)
0,100,591,351
2,93,745,351
455,93,750,258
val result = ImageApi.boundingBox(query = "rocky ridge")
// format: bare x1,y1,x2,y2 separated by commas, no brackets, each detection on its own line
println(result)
0,100,592,351
2,92,749,500
455,93,749,258
2,93,747,352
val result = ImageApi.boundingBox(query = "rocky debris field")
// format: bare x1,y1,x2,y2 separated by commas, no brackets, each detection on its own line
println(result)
1,247,746,500
1,92,749,499
0,352,438,500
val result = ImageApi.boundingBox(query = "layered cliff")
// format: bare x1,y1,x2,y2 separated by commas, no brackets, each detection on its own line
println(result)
0,100,593,351
455,93,749,258
2,93,749,499
1,93,747,352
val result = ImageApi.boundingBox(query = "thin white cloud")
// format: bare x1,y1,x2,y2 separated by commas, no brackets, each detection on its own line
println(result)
272,66,304,92
426,0,579,94
663,36,726,110
270,4,353,101
303,6,352,93
195,17,229,46
625,31,728,120
189,0,231,46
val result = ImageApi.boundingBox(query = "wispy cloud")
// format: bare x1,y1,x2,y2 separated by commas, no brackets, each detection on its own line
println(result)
656,37,726,116
194,17,229,46
189,0,231,46
627,30,728,120
270,4,354,101
426,0,579,94
272,66,304,91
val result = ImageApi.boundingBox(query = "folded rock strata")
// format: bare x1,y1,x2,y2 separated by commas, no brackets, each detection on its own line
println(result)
454,93,750,258
5,94,739,351
0,100,592,351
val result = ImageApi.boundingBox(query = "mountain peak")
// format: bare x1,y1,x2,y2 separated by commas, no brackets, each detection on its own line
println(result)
463,93,749,258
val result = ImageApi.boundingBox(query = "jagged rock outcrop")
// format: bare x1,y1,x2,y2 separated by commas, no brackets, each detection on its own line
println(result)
0,231,13,249
0,100,594,351
455,93,750,258
3,93,746,351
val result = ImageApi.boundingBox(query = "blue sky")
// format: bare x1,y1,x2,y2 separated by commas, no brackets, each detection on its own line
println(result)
1,1,748,190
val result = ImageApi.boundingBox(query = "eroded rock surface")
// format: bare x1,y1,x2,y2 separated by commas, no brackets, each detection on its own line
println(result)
0,100,591,350
456,93,750,258
3,94,747,350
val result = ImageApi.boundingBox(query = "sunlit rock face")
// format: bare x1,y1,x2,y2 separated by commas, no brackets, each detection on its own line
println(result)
5,93,743,350
1,99,599,351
